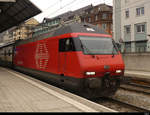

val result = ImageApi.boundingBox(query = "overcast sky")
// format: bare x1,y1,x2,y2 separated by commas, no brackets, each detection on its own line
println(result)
30,0,113,22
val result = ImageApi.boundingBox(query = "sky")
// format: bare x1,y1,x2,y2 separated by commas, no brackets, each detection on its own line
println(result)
30,0,113,22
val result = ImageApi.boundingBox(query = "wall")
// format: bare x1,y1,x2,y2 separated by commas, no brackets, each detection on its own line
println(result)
113,0,150,52
123,53,150,72
113,0,121,43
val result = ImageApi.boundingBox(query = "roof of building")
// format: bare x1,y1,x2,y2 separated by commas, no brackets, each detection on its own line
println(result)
0,0,41,33
43,5,93,23
43,4,113,23
94,3,113,11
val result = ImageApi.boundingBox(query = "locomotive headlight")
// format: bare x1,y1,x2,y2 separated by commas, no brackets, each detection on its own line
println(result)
116,70,122,73
86,72,96,75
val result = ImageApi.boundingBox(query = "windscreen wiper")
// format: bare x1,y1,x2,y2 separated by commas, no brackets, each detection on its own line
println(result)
81,44,91,54
112,46,116,58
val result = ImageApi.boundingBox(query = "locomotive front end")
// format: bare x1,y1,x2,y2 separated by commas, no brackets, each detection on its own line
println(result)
76,35,125,97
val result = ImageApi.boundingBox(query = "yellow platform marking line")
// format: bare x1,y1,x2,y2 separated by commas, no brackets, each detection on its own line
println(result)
2,68,117,112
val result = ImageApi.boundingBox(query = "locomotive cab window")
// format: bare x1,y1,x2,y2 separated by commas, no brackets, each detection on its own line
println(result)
59,38,75,52
79,36,119,55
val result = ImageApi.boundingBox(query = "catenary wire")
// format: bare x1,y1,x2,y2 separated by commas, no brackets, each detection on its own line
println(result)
46,0,78,18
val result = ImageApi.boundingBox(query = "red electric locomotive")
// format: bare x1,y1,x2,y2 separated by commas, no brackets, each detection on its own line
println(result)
13,22,125,98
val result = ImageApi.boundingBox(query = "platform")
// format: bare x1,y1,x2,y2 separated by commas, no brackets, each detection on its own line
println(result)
0,67,116,112
125,70,150,80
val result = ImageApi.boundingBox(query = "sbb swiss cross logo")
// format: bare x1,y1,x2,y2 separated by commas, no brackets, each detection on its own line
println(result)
35,42,49,69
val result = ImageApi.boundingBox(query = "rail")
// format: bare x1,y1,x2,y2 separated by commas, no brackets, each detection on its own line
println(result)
120,76,150,95
92,97,150,112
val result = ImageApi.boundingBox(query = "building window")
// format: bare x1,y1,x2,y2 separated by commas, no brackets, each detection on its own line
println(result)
141,7,144,14
91,10,94,14
135,41,147,52
88,17,91,22
136,8,141,16
97,24,99,28
102,24,107,30
125,26,131,34
136,7,144,16
111,24,113,30
102,13,107,19
83,18,86,22
95,15,98,21
125,42,131,53
98,7,101,11
125,9,129,18
136,24,145,33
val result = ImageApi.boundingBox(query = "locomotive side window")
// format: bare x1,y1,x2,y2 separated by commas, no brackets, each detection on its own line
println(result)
59,38,75,52
59,39,66,52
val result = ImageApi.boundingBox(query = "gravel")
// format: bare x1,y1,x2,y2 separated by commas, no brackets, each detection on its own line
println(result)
97,99,137,112
112,89,150,110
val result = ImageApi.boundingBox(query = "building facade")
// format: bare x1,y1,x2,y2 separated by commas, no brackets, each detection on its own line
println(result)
0,18,39,44
43,4,112,35
42,5,93,25
81,4,113,35
113,0,150,53
12,18,39,41
0,27,15,43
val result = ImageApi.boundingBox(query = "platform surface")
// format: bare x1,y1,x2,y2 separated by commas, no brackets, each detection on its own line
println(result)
125,70,150,79
0,67,116,112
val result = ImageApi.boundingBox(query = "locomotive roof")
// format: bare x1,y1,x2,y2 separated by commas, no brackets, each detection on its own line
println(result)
53,22,109,36
15,22,110,46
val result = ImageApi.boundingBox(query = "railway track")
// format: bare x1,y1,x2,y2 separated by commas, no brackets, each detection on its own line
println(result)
121,76,150,95
56,76,150,112
91,97,150,112
99,76,150,112
120,83,150,95
89,77,150,112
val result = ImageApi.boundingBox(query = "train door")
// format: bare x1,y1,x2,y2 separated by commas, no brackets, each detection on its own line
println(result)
59,38,75,76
